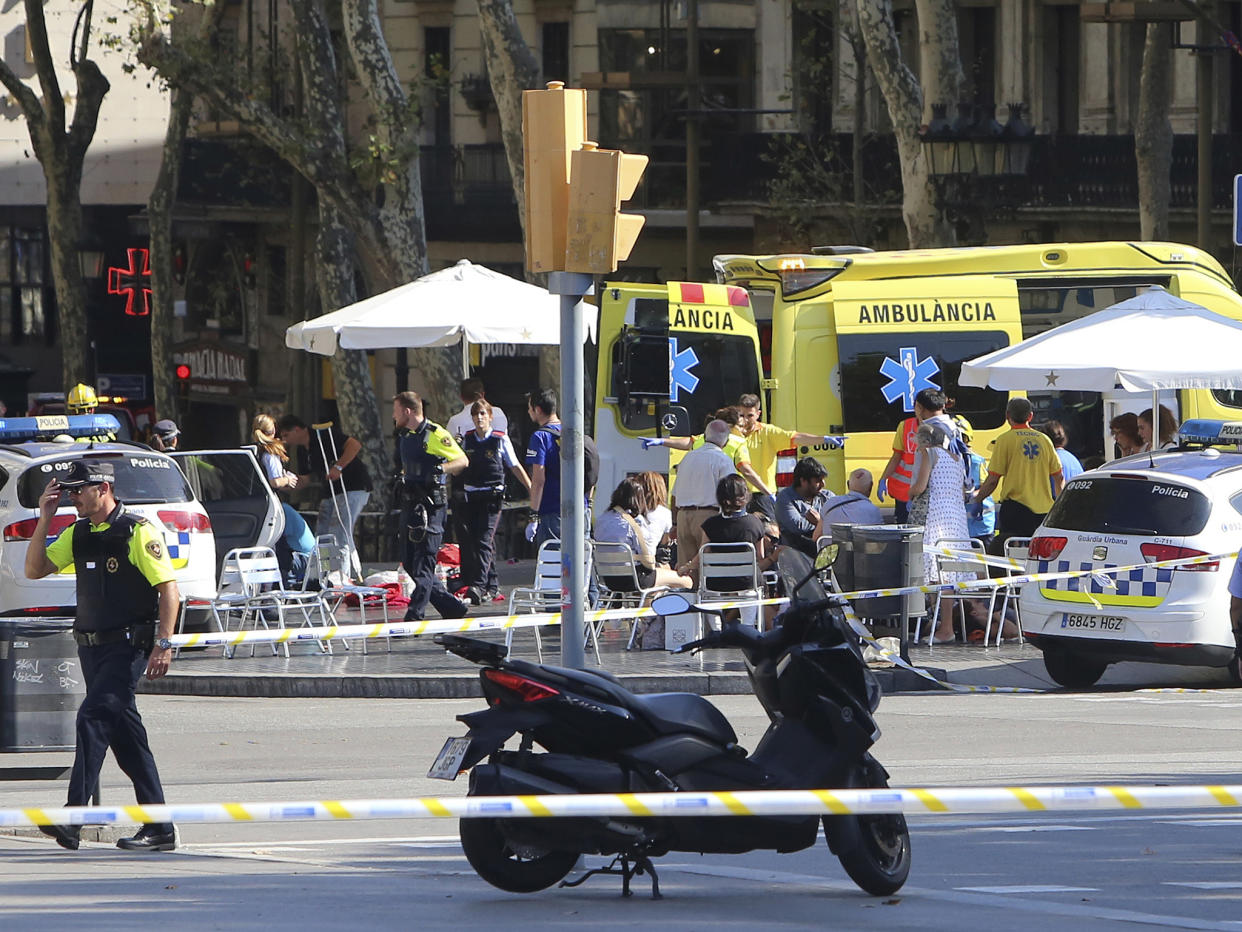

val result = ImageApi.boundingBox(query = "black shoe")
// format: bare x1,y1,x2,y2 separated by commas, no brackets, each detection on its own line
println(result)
402,608,424,623
38,823,80,851
117,825,176,852
465,586,484,606
439,596,469,620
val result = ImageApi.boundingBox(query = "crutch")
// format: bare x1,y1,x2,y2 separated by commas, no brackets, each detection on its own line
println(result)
312,421,362,582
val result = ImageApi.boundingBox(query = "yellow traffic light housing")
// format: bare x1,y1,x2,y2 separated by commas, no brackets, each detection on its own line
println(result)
522,82,588,274
565,143,649,275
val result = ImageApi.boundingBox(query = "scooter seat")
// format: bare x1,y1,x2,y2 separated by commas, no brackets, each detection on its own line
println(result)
631,692,737,745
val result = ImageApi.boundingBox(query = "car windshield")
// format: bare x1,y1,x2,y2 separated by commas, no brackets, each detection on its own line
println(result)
18,452,193,508
1044,475,1212,537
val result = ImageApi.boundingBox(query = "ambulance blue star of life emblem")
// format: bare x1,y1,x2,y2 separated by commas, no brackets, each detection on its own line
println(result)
670,337,700,403
879,347,940,412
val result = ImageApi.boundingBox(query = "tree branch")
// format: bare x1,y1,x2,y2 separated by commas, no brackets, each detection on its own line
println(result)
137,31,326,186
23,0,65,132
66,58,110,165
0,57,45,125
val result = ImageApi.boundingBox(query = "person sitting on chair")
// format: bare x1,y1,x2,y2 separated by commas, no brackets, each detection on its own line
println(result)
679,473,780,585
594,477,692,593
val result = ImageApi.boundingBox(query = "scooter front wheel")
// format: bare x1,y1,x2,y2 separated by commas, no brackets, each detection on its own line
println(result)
824,761,911,895
459,817,579,893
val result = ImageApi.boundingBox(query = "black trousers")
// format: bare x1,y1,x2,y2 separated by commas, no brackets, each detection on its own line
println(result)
459,493,503,593
401,502,461,619
69,641,171,831
994,500,1047,554
892,498,909,524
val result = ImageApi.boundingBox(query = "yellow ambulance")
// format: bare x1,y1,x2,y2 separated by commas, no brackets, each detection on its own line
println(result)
596,241,1242,505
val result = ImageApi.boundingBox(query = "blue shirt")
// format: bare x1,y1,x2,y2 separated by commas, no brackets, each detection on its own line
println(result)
526,423,562,517
967,451,996,539
1054,448,1084,494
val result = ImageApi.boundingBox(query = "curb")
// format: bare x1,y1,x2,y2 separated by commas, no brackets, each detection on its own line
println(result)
137,665,945,700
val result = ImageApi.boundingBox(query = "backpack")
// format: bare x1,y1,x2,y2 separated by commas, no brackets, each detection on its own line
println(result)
537,425,600,494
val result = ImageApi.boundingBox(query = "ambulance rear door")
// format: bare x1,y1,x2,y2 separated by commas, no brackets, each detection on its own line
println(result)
594,281,761,504
829,276,1022,500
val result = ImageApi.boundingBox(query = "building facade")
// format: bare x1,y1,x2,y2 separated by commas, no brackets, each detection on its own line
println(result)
2,1,1241,434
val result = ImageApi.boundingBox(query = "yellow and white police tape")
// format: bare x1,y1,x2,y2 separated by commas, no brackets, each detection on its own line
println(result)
833,593,1042,695
167,597,793,650
175,546,1242,685
12,784,1242,829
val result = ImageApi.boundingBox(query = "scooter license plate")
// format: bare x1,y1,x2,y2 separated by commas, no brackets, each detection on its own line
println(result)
428,736,471,781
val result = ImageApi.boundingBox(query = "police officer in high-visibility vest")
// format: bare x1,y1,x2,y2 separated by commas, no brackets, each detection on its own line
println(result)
24,460,180,852
392,391,470,622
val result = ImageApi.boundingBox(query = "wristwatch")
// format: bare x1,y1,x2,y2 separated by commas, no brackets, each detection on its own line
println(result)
156,637,173,650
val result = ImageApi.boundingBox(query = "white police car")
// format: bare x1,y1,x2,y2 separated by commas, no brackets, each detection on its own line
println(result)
1021,419,1242,687
0,415,282,623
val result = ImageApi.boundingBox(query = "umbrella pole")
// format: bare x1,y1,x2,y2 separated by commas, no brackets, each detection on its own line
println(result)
461,335,470,379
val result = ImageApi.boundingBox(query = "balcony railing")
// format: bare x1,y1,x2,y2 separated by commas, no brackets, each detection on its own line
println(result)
615,131,1242,213
420,144,520,242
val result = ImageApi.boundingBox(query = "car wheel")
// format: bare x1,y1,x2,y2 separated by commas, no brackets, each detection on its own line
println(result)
1042,646,1107,689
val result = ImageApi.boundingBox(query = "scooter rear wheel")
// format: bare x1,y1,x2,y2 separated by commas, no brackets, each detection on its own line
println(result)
824,761,911,896
459,817,579,893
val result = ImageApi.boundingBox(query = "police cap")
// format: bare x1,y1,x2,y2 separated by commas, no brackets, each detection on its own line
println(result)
60,460,115,488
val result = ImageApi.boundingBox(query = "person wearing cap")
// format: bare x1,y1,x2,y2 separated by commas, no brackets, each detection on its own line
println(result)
149,419,180,452
23,460,180,852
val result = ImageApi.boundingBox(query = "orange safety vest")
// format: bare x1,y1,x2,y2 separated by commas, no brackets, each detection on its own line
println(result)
886,417,919,503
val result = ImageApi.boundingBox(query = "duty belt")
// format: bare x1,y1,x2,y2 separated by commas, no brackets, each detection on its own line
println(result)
72,628,133,647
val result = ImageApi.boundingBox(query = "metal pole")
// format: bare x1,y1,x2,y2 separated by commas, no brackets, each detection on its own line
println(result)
685,0,700,280
548,271,594,670
1196,24,1213,249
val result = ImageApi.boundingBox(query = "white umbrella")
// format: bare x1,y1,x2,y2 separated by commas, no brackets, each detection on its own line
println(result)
285,259,594,358
959,287,1242,392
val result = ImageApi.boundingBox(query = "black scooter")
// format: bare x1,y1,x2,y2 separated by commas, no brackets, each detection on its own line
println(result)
430,546,911,898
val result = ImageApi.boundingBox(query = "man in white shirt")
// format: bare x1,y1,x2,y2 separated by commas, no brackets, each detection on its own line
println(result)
446,378,508,441
671,419,739,561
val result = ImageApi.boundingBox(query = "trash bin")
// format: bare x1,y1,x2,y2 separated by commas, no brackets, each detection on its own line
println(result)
828,523,856,593
850,525,925,620
0,618,82,751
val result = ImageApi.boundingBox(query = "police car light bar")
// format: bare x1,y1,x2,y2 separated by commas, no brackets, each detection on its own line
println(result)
0,414,121,441
1177,419,1242,446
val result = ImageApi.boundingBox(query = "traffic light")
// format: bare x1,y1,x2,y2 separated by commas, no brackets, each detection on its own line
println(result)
564,143,649,275
522,81,587,274
174,363,191,400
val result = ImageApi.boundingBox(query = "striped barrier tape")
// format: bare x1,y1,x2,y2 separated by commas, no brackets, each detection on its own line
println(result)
13,784,1242,828
827,546,1241,608
171,547,1239,651
167,596,794,649
833,588,1041,695
929,545,1025,570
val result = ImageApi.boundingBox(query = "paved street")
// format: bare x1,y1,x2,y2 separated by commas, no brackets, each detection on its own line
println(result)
4,688,1242,929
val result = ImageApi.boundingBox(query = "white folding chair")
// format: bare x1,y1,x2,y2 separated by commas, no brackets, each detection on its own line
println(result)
999,537,1031,646
506,540,596,663
919,538,997,650
593,540,671,650
309,535,391,652
697,542,763,630
208,547,333,657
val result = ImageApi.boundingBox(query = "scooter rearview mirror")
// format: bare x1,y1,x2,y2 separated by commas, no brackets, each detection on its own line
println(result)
814,544,839,570
651,592,693,616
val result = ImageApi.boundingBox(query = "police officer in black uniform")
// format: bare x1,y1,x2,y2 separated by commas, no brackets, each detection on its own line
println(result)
24,460,180,852
392,391,470,622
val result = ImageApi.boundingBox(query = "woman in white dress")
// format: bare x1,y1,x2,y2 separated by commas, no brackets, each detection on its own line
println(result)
908,418,971,643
